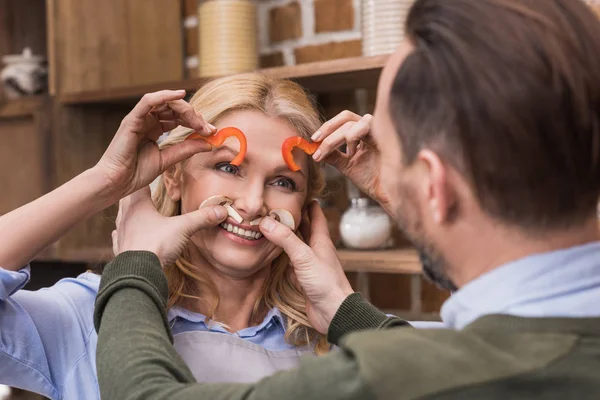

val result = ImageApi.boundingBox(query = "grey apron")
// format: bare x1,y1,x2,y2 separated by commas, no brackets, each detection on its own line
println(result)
173,330,315,383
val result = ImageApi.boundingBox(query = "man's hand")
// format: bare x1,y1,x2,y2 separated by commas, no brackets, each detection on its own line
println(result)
312,111,391,210
112,187,227,267
259,201,354,334
96,90,216,200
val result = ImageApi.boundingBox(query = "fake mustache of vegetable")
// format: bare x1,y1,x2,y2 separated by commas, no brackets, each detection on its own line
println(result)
200,195,296,230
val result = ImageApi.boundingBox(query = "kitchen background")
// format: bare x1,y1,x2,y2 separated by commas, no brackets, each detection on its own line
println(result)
1,0,599,398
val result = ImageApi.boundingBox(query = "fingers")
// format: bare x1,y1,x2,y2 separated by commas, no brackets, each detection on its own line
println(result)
311,110,361,142
130,90,187,121
159,121,179,132
159,140,213,173
322,149,351,174
117,187,151,230
127,91,215,143
111,230,119,256
259,217,315,268
167,99,216,135
176,205,228,234
129,186,153,205
313,114,373,162
156,109,175,121
306,201,332,246
299,208,312,243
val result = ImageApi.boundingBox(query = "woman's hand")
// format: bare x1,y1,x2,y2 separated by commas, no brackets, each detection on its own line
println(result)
96,90,216,200
259,202,354,334
112,187,227,267
312,110,391,210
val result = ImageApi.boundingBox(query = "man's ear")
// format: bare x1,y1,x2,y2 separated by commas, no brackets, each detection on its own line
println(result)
163,164,183,201
417,149,456,224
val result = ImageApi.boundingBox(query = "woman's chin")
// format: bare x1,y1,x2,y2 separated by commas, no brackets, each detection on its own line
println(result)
209,254,267,277
193,229,283,277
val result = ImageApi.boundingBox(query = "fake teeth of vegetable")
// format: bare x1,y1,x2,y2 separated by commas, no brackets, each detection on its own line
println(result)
220,222,263,240
200,195,243,224
224,204,243,223
269,209,296,230
200,195,232,208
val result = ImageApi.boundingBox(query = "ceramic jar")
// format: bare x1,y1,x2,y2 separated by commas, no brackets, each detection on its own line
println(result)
0,48,47,99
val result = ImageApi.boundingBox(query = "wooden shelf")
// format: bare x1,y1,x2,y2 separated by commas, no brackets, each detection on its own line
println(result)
338,249,422,274
0,96,48,119
35,246,422,275
58,55,389,105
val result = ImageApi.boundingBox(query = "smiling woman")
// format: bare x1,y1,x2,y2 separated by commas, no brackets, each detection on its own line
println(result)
150,73,328,381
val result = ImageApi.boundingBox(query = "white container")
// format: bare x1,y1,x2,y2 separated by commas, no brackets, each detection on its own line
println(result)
0,48,47,99
340,198,393,250
361,0,415,56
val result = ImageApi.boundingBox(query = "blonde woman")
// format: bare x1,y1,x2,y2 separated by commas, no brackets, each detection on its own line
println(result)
0,74,328,399
150,74,328,380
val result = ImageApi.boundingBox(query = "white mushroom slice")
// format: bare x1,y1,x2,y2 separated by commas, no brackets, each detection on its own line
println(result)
200,195,232,208
269,209,296,230
249,218,262,226
225,204,243,224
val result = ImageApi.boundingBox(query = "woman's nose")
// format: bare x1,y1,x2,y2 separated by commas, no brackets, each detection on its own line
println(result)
232,183,267,221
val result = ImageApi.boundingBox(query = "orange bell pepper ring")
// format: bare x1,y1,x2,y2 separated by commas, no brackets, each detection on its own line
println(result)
282,137,320,172
186,127,247,166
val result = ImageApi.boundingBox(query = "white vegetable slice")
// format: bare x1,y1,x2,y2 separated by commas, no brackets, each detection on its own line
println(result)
249,218,262,226
270,209,296,230
225,204,243,223
200,195,232,208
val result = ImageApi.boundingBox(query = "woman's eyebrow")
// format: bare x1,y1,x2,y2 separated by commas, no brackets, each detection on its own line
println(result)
273,165,306,178
211,145,245,158
212,146,306,177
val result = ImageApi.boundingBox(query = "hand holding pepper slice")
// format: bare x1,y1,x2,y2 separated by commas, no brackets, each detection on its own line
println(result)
282,137,320,172
186,127,247,166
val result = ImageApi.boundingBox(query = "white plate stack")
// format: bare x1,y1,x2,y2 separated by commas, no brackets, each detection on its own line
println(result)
361,0,415,56
198,0,258,77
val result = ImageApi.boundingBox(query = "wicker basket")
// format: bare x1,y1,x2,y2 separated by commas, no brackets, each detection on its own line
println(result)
361,0,414,56
198,0,258,77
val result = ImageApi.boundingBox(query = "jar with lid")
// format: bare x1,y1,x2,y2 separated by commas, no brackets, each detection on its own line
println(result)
0,48,47,99
339,198,393,250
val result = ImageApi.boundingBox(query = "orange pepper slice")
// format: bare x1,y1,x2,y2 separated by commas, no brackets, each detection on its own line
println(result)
186,127,247,166
282,137,320,172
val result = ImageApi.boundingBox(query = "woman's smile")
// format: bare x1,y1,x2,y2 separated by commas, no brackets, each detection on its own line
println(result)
218,218,265,246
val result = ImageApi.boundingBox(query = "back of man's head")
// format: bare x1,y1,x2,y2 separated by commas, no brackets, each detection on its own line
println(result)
390,0,600,231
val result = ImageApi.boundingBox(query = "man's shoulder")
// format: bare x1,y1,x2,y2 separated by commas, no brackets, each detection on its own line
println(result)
340,322,577,399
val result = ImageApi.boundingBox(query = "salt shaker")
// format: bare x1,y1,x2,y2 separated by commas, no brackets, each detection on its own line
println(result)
340,198,393,250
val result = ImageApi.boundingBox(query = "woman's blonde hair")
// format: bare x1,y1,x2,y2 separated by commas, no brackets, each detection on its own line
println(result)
153,73,328,354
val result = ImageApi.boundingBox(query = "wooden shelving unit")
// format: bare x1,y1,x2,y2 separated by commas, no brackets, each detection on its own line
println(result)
0,96,48,119
58,55,389,105
35,246,422,274
339,249,421,274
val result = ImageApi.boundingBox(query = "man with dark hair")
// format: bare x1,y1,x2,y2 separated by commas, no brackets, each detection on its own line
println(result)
94,0,600,398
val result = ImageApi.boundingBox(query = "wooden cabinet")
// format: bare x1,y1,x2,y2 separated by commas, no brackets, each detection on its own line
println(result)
47,0,184,95
0,97,52,216
50,103,130,261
